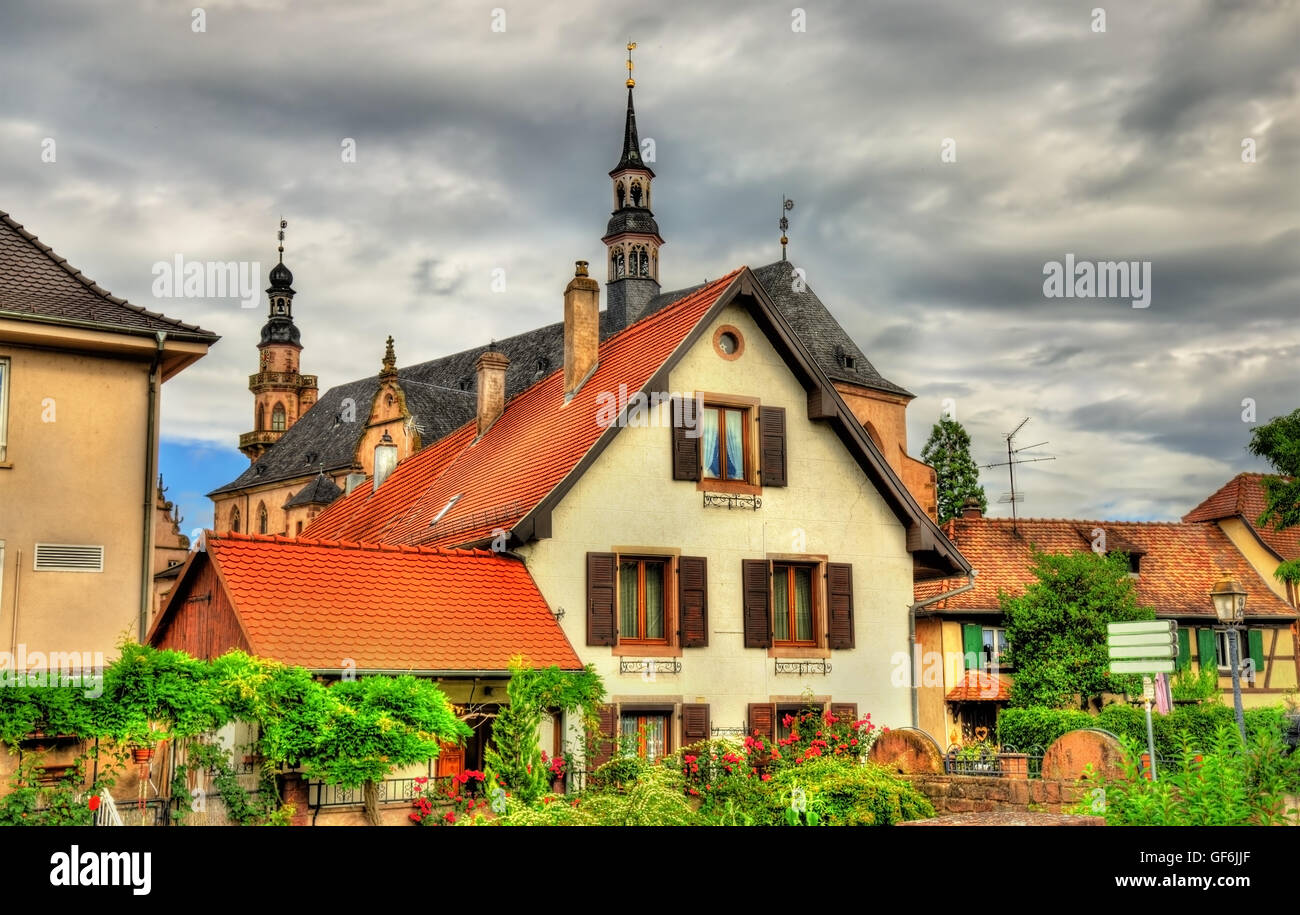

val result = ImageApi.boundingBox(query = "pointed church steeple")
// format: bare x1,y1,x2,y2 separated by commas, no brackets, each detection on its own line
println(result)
240,219,318,461
603,41,663,330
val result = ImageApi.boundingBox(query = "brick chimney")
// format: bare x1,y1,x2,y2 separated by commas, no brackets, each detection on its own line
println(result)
475,349,510,437
564,260,600,400
961,496,983,520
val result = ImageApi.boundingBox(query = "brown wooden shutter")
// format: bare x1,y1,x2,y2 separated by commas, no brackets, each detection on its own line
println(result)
759,406,787,486
589,704,619,768
586,553,617,646
671,398,701,481
742,559,772,648
830,703,858,727
681,703,711,748
827,562,855,649
678,556,709,647
748,702,776,740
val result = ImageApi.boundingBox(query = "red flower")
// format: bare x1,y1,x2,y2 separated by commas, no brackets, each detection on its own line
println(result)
850,738,858,746
761,773,771,782
443,811,457,824
88,795,101,812
414,776,428,785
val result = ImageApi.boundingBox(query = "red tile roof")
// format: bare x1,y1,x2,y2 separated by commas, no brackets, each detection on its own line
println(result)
308,271,744,546
915,516,1296,619
150,531,581,671
1184,473,1300,561
945,669,1011,702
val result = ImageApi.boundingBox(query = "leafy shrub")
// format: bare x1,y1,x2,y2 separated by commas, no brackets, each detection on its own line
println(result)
1080,725,1300,825
763,757,934,826
587,753,651,792
496,766,701,826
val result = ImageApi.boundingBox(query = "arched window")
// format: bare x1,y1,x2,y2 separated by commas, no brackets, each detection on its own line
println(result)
639,248,649,277
257,503,268,535
271,403,286,432
230,506,241,533
616,181,626,208
612,249,625,279
256,404,265,431
630,180,642,206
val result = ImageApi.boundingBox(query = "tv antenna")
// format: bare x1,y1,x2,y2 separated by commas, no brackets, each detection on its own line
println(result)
984,417,1055,534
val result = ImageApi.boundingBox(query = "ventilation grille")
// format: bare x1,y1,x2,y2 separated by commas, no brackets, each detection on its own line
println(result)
34,543,104,573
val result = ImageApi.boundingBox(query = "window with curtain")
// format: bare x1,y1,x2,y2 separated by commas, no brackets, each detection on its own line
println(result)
773,563,816,646
701,405,747,481
619,557,667,642
620,712,668,760
981,627,1008,670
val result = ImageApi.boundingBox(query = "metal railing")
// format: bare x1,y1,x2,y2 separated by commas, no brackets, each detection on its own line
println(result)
943,744,1046,778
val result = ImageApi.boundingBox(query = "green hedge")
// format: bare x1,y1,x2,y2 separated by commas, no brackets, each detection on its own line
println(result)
999,703,1292,759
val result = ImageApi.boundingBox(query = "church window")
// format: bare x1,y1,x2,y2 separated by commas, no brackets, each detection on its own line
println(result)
630,180,642,206
257,503,268,535
612,248,625,279
276,298,287,315
638,248,649,277
230,506,241,533
616,181,626,208
257,404,265,431
272,403,286,432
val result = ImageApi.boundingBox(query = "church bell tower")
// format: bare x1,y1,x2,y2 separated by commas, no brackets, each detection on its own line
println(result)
239,220,318,461
603,41,663,330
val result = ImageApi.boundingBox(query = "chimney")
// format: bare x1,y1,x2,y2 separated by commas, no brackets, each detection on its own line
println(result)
476,349,510,436
961,496,983,520
564,260,600,400
373,429,397,491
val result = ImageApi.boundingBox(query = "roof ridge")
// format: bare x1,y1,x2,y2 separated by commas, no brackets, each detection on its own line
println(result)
208,528,497,556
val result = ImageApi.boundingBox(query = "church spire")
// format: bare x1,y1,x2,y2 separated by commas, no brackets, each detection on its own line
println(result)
603,41,663,331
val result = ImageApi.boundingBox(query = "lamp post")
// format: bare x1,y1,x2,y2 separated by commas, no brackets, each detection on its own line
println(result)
1209,574,1248,743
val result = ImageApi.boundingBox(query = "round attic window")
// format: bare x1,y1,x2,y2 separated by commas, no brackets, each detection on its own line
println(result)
712,326,744,361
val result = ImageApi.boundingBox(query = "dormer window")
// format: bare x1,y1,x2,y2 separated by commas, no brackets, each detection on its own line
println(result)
1127,553,1141,576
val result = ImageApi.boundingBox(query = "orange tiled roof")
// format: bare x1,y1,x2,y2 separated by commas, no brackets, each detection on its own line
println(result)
914,516,1296,619
1184,472,1300,562
308,270,744,546
150,531,581,671
945,669,1011,702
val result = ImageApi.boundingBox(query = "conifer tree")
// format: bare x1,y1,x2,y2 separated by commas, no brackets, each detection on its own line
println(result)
920,416,987,524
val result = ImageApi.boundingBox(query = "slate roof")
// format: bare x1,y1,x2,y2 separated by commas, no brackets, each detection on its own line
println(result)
148,531,582,671
0,210,218,341
914,516,1297,620
1184,472,1300,561
211,260,911,494
284,471,344,508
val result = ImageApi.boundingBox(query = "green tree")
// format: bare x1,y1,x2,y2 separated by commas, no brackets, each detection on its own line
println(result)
1002,549,1156,709
920,416,987,523
1247,408,1300,583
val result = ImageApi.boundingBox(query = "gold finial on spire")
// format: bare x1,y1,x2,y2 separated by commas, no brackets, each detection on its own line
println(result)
626,40,636,88
277,218,287,264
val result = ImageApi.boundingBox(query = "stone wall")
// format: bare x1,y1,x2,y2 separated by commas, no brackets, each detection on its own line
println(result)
906,773,1093,816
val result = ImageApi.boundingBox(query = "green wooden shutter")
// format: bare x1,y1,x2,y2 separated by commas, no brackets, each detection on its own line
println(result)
962,624,983,670
1248,629,1266,680
1176,627,1191,671
1197,628,1218,672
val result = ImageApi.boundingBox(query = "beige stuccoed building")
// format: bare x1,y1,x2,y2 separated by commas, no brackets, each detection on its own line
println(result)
0,210,218,662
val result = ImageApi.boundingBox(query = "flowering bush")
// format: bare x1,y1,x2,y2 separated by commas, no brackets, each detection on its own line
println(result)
776,706,884,765
540,750,566,779
409,770,490,826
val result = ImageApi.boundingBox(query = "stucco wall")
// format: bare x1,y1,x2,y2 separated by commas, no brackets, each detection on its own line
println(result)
0,344,151,659
520,302,918,757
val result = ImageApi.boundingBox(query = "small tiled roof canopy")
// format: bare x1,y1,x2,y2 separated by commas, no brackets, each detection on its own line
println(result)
0,211,217,341
148,532,581,672
1184,472,1300,562
915,516,1296,620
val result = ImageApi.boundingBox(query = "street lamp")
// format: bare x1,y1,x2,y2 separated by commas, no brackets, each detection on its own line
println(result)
1209,574,1248,743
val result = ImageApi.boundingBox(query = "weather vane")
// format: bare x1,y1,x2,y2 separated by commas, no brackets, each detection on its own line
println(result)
626,40,636,88
277,218,287,263
780,196,794,261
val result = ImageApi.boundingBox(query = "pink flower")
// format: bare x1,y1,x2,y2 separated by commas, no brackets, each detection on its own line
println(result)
761,773,771,782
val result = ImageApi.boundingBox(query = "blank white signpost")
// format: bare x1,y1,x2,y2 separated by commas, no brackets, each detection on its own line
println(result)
1107,620,1178,782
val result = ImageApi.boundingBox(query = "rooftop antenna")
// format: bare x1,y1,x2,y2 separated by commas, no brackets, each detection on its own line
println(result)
780,196,794,261
984,417,1055,535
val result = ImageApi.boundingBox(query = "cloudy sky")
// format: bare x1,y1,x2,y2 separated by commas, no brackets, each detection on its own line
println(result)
2,0,1297,531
